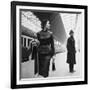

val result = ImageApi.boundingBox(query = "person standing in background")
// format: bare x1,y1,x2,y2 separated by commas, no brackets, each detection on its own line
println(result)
67,30,76,73
31,39,40,75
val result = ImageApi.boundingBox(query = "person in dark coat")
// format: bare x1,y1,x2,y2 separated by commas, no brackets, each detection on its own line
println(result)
36,20,55,77
31,39,40,75
22,45,31,62
67,30,76,73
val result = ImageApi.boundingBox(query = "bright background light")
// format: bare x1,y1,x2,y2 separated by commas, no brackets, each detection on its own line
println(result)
21,11,42,33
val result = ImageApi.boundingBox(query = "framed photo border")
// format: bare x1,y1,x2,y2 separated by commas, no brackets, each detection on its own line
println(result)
11,1,88,89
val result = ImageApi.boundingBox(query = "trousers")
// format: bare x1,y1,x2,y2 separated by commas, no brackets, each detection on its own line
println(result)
69,64,74,72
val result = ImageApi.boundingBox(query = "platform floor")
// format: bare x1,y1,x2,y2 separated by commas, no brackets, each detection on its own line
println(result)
21,51,82,79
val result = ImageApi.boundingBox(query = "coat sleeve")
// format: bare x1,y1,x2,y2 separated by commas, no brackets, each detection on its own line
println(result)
67,38,70,51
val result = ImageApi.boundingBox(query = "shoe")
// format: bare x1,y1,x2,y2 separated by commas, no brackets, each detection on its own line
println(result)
72,70,76,73
70,70,76,73
34,73,38,78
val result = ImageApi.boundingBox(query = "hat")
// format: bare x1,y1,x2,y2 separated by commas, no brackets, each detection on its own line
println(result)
69,30,74,35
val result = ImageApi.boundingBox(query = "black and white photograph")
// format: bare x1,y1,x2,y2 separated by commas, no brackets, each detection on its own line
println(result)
20,10,82,78
11,1,87,89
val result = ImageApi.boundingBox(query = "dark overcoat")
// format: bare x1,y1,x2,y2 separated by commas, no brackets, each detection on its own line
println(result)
31,40,39,75
22,46,31,62
67,36,76,64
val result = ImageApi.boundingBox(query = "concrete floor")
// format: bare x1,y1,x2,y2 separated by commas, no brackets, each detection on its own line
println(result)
21,51,82,79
